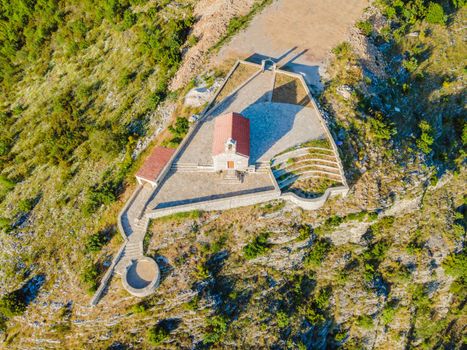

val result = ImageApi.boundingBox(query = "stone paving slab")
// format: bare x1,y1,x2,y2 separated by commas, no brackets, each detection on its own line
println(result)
175,69,326,166
175,70,274,165
242,102,326,162
147,171,275,210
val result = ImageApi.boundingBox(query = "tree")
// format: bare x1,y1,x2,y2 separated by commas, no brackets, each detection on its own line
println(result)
416,120,434,154
147,324,169,345
425,2,446,25
0,291,26,318
203,315,227,345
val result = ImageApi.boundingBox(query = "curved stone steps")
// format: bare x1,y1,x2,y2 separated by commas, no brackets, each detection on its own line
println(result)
277,170,342,188
274,164,341,179
273,158,339,172
272,146,336,165
278,171,342,189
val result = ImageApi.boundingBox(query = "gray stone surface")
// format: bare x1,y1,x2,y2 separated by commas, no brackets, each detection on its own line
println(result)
242,102,326,162
175,70,326,166
147,170,275,210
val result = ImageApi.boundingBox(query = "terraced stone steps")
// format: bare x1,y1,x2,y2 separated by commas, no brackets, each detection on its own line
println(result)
278,172,342,189
222,170,244,184
171,163,214,172
274,163,340,177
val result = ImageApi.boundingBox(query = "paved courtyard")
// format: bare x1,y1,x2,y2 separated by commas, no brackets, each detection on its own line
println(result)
148,67,329,211
175,69,326,165
147,171,275,210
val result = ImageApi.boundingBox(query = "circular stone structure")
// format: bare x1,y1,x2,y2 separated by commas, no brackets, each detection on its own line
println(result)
122,256,160,297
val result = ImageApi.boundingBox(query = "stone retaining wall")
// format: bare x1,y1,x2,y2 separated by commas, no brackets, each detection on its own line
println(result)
147,188,281,219
281,186,349,210
273,67,348,189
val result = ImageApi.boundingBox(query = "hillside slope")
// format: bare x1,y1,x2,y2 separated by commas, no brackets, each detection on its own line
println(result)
0,0,466,349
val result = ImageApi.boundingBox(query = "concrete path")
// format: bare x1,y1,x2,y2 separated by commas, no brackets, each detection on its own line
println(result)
114,186,153,275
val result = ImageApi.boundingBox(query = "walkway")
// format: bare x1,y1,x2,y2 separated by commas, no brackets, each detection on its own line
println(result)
90,184,154,305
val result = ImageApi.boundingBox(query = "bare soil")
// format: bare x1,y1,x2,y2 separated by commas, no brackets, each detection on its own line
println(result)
213,62,260,105
214,0,369,88
170,0,257,90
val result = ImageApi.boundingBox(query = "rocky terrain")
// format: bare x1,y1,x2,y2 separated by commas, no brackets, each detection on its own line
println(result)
0,0,465,349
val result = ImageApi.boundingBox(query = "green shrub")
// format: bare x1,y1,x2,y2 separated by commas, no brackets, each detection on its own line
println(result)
131,302,150,314
0,291,26,318
85,232,108,254
304,239,332,268
0,176,15,198
81,263,99,293
332,42,352,59
147,324,169,345
297,224,311,240
120,9,137,31
381,303,397,326
416,120,434,154
300,305,325,325
17,198,34,213
425,2,446,25
367,112,396,143
243,232,271,259
356,314,374,329
276,311,290,328
0,217,11,232
334,330,347,342
403,57,419,73
442,251,467,282
203,315,228,345
356,20,373,36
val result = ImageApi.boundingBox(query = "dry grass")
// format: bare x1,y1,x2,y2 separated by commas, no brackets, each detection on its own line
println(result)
287,177,341,197
212,62,260,105
272,72,312,107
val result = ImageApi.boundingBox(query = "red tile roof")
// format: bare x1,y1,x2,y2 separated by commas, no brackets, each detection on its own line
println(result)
212,112,250,157
136,147,176,183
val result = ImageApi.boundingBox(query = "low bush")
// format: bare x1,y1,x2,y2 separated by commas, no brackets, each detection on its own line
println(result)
442,251,466,282
203,315,228,345
80,263,99,293
332,42,352,59
304,239,332,268
356,20,373,36
0,217,11,232
276,311,290,328
297,224,312,241
356,314,374,329
416,120,434,154
425,2,446,25
243,232,271,259
147,323,169,345
0,290,26,318
85,232,108,254
381,303,397,326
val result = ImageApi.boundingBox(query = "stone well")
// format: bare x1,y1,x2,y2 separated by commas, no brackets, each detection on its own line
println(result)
122,256,160,297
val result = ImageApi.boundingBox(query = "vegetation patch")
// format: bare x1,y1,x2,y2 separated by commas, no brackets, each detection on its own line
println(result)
212,63,260,105
211,0,274,51
243,232,271,259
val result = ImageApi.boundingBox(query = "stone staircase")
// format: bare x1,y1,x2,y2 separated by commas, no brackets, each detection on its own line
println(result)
113,186,152,275
222,170,244,184
171,162,213,172
255,162,272,173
